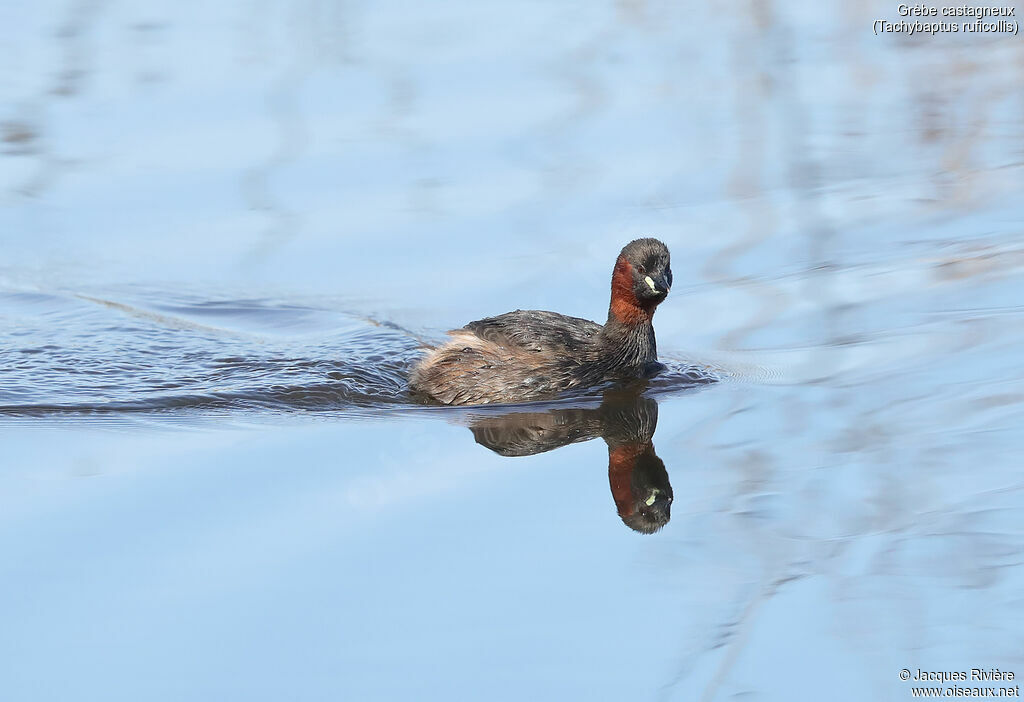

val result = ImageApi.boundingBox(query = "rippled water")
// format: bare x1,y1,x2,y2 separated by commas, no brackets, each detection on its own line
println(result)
0,287,716,419
0,289,421,416
3,1,1024,701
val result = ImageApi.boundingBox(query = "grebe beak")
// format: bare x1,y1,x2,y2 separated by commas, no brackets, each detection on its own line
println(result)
644,275,670,294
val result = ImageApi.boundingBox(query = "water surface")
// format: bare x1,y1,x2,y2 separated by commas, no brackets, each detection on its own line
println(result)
2,1,1024,701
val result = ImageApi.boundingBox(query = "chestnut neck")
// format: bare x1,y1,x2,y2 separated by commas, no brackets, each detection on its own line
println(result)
600,255,659,368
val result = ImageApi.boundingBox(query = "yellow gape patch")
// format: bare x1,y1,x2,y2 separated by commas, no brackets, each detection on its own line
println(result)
644,276,658,292
644,490,659,506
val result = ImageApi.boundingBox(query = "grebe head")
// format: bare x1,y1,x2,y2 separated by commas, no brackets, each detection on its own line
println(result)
618,238,672,305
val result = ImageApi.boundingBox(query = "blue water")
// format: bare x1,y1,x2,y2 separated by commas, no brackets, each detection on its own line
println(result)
2,1,1024,700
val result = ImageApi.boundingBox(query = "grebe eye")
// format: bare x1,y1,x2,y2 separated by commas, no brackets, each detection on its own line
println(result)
637,264,646,275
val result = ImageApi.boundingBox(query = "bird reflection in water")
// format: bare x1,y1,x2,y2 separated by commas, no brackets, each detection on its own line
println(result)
468,390,672,534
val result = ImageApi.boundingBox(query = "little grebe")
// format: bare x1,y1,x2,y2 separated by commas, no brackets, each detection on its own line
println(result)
409,238,673,405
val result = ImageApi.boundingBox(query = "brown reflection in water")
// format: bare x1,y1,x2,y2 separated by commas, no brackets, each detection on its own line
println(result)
469,390,672,534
